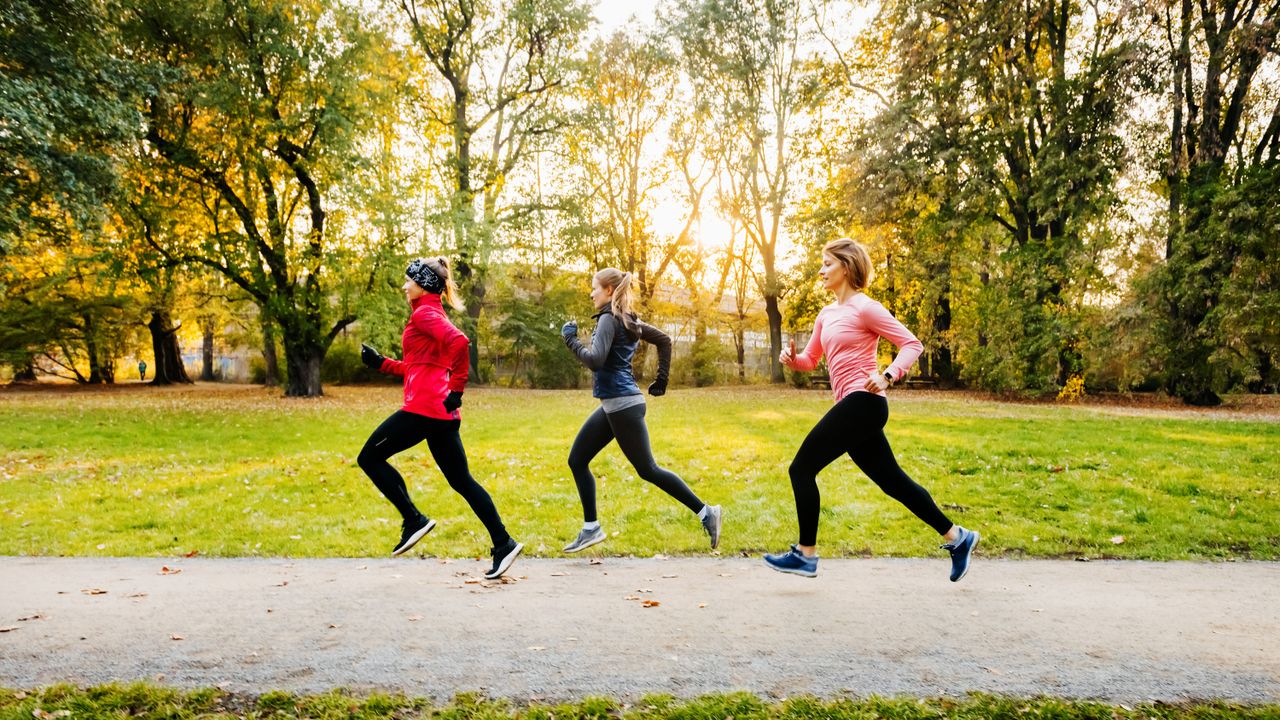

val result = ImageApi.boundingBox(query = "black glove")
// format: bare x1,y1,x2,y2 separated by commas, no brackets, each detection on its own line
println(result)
360,343,385,370
648,377,668,397
560,320,578,341
443,390,463,413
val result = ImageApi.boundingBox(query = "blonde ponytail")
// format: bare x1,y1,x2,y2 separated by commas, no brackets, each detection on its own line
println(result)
429,257,464,311
595,268,639,336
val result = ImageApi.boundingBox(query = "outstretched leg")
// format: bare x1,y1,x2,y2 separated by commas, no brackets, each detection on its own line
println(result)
607,404,704,514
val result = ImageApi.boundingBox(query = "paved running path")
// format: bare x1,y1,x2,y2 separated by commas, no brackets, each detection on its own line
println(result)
1,557,1276,703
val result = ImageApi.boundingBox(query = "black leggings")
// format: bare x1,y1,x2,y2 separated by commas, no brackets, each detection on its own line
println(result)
790,392,952,546
358,410,510,547
568,404,704,523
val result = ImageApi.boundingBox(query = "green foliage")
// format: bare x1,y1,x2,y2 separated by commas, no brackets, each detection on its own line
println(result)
491,269,593,389
1,685,1276,719
1156,164,1280,402
0,0,142,252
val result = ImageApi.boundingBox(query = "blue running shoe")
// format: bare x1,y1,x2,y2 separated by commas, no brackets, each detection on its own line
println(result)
942,527,979,582
763,545,818,577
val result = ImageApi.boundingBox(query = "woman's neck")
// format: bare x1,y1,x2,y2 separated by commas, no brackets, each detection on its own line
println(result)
833,284,862,304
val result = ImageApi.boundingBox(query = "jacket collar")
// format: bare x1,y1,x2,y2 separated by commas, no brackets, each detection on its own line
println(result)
411,293,444,311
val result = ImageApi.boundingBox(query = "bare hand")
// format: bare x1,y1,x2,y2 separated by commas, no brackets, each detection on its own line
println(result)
780,338,797,368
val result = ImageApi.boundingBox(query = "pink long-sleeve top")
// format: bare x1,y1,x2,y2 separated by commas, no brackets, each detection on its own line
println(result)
791,294,924,401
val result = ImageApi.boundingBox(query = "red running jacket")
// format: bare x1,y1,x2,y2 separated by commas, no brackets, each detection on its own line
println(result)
379,293,470,420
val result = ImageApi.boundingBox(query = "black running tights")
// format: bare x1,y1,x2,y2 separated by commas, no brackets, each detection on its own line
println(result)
358,410,510,547
790,392,952,546
568,404,704,523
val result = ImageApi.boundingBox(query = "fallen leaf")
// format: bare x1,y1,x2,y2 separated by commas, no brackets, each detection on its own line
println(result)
550,571,568,577
624,595,641,601
588,559,604,565
328,623,340,629
159,566,182,575
274,581,289,587
183,550,200,558
1109,535,1125,545
125,592,147,599
697,603,708,609
637,587,654,593
17,614,44,621
980,666,1002,675
407,615,423,622
527,646,546,651
641,600,661,608
80,588,107,595
662,574,678,579
0,626,18,633
170,634,184,641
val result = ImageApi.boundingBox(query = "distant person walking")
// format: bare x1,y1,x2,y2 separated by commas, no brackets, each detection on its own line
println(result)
763,238,978,581
138,360,147,382
558,268,722,554
358,257,522,580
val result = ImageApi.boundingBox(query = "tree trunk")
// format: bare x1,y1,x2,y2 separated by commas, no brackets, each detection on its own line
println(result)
148,310,193,385
12,359,37,383
735,327,746,381
261,318,280,387
282,336,324,397
201,318,216,381
764,294,784,383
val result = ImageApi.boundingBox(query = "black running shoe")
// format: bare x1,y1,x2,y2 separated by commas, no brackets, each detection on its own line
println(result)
392,515,436,557
485,538,523,579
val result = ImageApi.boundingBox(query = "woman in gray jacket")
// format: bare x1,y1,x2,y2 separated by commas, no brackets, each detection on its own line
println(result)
559,268,723,553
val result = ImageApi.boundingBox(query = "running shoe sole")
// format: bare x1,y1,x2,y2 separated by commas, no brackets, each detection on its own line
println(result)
485,541,524,579
391,518,436,557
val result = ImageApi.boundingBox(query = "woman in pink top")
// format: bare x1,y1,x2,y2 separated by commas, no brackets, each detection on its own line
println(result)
763,238,979,581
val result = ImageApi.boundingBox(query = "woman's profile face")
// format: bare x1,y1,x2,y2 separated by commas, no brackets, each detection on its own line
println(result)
590,277,613,309
403,277,427,303
819,253,848,293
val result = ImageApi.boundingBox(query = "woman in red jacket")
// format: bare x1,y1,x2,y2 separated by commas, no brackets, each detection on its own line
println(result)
359,257,522,579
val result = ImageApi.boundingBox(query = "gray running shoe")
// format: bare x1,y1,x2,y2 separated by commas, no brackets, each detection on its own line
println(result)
562,526,606,553
701,504,723,549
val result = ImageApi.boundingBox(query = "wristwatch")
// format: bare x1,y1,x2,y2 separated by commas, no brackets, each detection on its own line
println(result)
882,370,894,386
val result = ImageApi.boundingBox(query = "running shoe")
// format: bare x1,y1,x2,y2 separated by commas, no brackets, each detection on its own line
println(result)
485,538,523,579
941,527,979,582
763,545,818,577
701,505,723,549
392,515,436,557
562,526,606,553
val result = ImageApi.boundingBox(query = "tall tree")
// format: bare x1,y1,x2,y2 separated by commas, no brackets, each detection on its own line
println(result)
669,0,808,383
1157,0,1280,404
398,0,590,379
131,0,397,396
841,0,1150,393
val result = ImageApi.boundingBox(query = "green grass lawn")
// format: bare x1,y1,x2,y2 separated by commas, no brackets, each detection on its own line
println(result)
0,384,1276,560
2,685,1276,720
